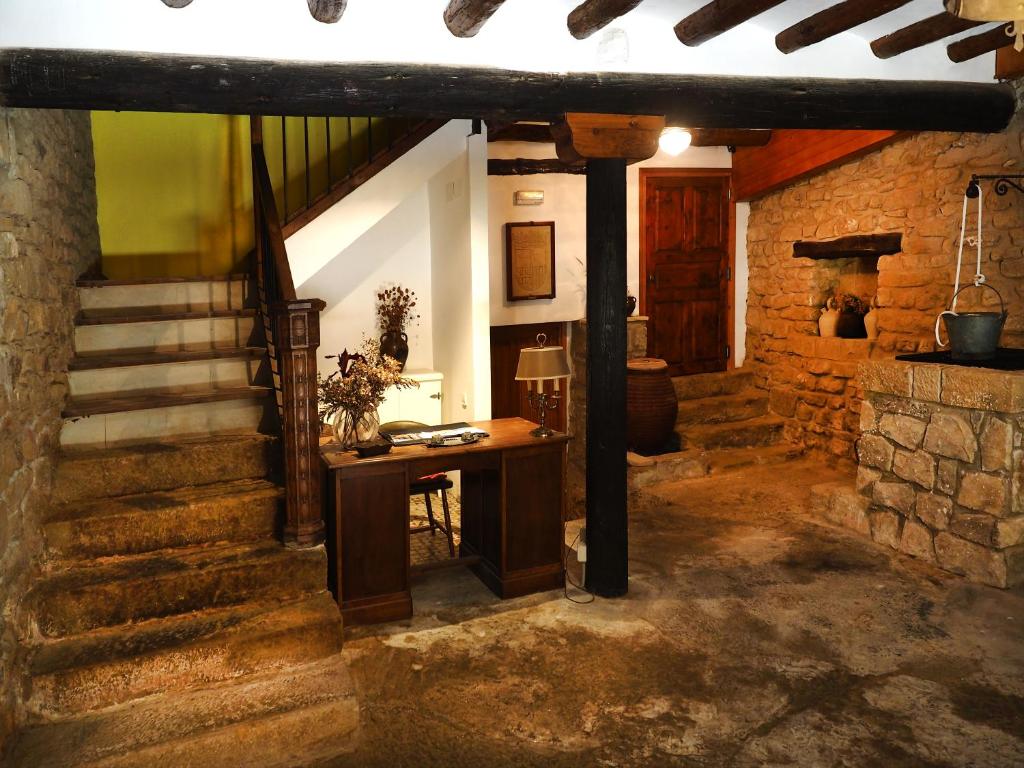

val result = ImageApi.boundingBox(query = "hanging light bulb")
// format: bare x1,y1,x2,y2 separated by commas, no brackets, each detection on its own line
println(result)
659,127,692,156
946,1,1024,51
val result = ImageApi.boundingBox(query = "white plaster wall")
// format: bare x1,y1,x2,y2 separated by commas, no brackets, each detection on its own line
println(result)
488,142,731,326
734,202,751,368
0,0,994,82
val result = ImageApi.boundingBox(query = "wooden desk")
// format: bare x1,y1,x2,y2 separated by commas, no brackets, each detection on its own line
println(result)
321,418,568,626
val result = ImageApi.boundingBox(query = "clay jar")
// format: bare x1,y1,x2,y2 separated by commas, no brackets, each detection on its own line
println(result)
626,357,678,454
818,298,840,338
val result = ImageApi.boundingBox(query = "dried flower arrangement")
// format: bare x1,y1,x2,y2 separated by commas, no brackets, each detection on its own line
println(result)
377,285,420,333
831,293,868,315
317,338,418,444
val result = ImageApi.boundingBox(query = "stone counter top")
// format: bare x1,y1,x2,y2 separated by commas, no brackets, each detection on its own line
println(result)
859,358,1024,413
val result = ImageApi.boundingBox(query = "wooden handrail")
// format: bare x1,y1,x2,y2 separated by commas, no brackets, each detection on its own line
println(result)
251,144,297,301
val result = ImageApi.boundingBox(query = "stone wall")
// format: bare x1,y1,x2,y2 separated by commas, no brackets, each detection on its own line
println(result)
746,84,1024,460
567,316,647,519
849,359,1024,588
0,109,99,752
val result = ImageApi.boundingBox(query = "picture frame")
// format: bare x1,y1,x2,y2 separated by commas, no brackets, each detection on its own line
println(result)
505,221,556,302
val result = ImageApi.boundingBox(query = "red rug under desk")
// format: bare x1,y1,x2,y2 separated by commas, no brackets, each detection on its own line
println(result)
321,417,568,626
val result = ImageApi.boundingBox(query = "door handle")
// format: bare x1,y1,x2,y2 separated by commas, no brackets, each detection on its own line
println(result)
647,272,658,288
430,392,443,400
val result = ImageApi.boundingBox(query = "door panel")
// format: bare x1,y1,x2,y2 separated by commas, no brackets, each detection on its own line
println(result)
642,171,730,377
489,322,567,433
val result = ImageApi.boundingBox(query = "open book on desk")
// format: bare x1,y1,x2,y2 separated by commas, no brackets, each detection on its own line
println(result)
381,422,489,447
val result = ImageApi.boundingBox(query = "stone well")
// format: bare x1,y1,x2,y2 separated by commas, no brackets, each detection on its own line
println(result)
841,359,1024,588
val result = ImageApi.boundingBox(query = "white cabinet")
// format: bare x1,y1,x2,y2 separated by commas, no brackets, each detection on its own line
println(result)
377,371,443,427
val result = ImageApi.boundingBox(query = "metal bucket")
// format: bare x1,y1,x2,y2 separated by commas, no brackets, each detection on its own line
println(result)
935,283,1007,361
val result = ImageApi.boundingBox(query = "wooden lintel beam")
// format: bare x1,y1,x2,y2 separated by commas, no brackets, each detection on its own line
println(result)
793,233,903,260
0,49,1015,133
567,0,645,40
488,159,585,175
675,0,787,47
444,0,507,37
871,12,984,59
306,0,347,24
690,128,772,147
777,0,914,54
487,123,553,142
551,113,663,164
949,24,1012,63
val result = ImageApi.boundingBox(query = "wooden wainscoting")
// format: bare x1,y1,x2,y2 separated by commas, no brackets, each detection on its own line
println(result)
490,322,567,433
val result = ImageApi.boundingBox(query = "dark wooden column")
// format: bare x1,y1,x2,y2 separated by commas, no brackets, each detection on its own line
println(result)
585,158,628,597
274,298,328,547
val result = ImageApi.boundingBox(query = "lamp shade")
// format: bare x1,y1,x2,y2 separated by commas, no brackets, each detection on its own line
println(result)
946,0,1024,20
515,341,571,381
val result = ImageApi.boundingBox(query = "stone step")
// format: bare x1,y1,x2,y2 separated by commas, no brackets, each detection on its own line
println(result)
76,307,258,326
64,385,273,418
8,655,358,768
54,435,279,504
706,444,806,475
44,479,283,561
627,450,709,490
25,593,342,718
681,415,787,451
60,397,270,449
78,274,249,314
29,542,326,638
672,369,754,401
675,389,769,428
68,356,263,397
70,346,266,371
74,314,259,355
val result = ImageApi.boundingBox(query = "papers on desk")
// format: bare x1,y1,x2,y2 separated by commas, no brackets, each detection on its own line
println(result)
382,422,489,447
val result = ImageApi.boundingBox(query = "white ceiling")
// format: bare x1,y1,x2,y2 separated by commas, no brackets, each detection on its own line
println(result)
0,0,999,82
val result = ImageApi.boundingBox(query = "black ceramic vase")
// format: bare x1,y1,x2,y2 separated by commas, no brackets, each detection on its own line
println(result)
380,330,409,372
626,295,637,317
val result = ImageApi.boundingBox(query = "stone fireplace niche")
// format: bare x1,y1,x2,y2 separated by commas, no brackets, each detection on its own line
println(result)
793,233,902,311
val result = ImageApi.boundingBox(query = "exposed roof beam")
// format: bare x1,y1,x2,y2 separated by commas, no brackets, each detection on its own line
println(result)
487,123,554,142
871,12,984,58
674,0,788,47
567,0,645,40
689,129,772,147
0,49,1014,133
777,0,913,54
489,159,585,175
306,0,347,24
948,23,1012,62
443,0,508,37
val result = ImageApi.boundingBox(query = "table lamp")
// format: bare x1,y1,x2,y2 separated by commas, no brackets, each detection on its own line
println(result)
515,333,571,438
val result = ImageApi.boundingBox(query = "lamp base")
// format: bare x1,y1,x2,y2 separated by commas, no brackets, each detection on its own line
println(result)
529,425,558,439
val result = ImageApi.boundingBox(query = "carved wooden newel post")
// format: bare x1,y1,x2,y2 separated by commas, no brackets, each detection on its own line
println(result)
553,113,663,597
274,299,327,547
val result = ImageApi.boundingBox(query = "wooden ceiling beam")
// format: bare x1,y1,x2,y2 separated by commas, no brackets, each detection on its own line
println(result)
0,49,1015,134
306,0,347,24
487,123,554,142
776,0,914,54
689,129,772,147
674,0,787,47
567,0,645,40
871,12,984,59
443,0,508,37
948,24,1011,62
488,159,585,175
551,113,663,164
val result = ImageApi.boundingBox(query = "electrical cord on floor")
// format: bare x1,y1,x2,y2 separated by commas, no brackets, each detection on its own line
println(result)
563,528,595,604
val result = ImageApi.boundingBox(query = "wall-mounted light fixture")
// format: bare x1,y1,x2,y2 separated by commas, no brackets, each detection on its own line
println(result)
946,1,1024,50
658,127,692,157
514,190,545,206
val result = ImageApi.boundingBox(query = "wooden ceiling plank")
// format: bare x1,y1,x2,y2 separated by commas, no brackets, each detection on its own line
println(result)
567,0,646,40
443,0,508,37
0,49,1015,134
306,0,347,24
948,24,1012,62
674,0,788,47
871,12,984,59
776,0,914,54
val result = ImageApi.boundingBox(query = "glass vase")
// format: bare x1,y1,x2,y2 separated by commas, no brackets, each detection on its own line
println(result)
332,409,380,449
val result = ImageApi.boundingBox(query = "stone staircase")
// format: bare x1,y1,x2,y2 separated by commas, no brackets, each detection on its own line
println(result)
629,369,800,490
9,275,356,767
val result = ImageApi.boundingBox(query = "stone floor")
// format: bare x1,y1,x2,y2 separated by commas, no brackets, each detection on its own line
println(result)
321,456,1024,768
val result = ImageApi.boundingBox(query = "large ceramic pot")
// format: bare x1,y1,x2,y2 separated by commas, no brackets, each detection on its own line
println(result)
626,357,678,455
333,409,380,449
380,330,409,372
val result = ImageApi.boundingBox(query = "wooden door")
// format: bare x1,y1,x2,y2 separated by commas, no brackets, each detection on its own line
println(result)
640,170,731,377
489,322,567,433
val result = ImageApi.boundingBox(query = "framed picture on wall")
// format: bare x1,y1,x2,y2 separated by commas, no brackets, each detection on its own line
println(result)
505,221,556,302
